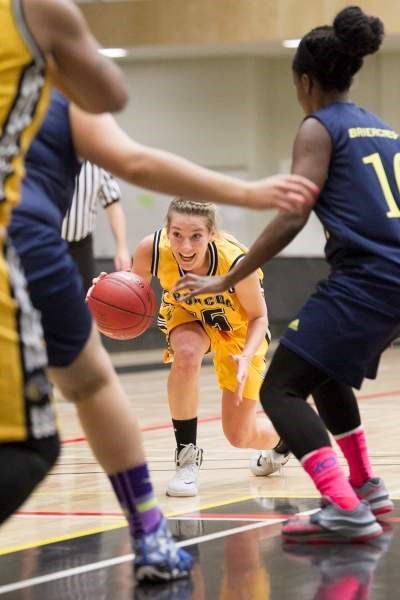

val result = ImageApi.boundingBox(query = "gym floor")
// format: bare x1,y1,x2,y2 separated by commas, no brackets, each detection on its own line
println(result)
0,345,399,599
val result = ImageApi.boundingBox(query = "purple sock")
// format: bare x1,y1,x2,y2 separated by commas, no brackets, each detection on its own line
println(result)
109,463,162,537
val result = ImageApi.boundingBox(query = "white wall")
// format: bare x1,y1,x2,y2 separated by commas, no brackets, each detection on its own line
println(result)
94,51,400,259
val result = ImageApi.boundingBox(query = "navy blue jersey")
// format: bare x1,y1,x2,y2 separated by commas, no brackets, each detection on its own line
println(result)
8,90,92,364
311,101,400,285
13,90,80,230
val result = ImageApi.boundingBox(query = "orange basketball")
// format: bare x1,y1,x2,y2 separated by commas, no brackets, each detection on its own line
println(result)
87,272,157,340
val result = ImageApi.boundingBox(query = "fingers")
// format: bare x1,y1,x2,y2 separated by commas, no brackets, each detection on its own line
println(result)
288,174,320,196
86,272,108,301
173,274,212,298
173,273,198,292
285,182,318,206
236,382,245,405
231,354,247,397
179,290,197,302
117,256,131,271
259,175,319,212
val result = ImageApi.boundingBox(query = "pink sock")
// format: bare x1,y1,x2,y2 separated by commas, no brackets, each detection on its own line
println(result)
302,446,360,510
335,426,374,488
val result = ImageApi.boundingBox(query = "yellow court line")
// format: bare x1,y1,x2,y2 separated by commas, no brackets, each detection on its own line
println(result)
1,492,398,557
0,495,257,556
167,494,259,517
0,521,126,557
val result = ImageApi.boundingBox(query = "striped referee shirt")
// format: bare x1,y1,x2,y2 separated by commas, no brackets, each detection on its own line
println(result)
61,161,121,242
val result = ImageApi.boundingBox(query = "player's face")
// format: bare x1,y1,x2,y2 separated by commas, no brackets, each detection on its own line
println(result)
168,213,214,273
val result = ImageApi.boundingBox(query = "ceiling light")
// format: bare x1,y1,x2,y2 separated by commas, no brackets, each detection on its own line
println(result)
99,48,128,58
282,39,301,49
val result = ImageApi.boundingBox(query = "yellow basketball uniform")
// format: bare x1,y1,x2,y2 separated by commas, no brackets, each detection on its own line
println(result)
152,228,270,400
0,0,55,442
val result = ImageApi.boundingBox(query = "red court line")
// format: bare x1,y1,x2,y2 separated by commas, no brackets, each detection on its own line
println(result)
16,510,400,520
15,510,286,519
62,414,223,444
62,388,400,445
16,510,122,517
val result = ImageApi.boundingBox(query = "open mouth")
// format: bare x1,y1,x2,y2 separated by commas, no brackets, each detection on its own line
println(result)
179,253,196,263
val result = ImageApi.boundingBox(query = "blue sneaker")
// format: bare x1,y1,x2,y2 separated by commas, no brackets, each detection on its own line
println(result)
134,518,194,583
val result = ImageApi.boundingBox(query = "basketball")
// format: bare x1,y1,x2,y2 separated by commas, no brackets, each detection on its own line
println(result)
87,271,157,340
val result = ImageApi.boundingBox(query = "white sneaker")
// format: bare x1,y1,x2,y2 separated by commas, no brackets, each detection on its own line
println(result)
250,449,290,476
166,444,203,497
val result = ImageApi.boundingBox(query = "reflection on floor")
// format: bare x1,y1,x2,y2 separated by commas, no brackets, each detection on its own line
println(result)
0,498,398,599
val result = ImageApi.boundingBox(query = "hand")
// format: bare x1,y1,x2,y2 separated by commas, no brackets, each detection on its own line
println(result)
86,271,108,301
231,353,251,404
246,175,319,213
173,273,231,301
114,250,131,271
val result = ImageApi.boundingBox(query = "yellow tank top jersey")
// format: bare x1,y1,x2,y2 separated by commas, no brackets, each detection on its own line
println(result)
0,0,51,227
152,228,267,341
153,229,269,399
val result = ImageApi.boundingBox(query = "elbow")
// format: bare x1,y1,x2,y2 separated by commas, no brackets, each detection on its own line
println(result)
109,86,129,112
98,86,128,113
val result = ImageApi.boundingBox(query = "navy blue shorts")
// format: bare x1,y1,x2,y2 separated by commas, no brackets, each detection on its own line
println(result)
281,272,400,389
9,218,92,367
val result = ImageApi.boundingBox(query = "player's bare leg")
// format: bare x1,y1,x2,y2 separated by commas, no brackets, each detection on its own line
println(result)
166,323,209,496
221,389,289,477
49,325,193,582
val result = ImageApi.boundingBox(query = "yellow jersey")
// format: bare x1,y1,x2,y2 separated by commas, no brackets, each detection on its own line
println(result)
152,227,267,341
0,0,50,227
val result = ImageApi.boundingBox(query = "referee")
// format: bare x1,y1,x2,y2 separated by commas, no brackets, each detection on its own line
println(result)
62,161,131,290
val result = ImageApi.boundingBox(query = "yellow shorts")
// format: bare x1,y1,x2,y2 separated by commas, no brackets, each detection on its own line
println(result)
0,238,56,442
158,302,268,401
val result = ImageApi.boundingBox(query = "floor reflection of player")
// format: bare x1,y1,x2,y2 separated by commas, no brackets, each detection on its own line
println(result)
283,523,394,600
136,525,274,600
219,529,271,600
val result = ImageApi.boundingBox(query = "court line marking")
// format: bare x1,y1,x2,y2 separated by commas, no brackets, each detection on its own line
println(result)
0,495,259,555
0,522,126,557
61,388,400,444
0,510,317,595
4,492,399,554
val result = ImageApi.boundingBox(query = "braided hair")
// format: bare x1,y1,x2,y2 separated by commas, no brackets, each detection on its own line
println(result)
166,198,217,233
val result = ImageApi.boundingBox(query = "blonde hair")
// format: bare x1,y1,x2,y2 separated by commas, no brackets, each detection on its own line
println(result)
166,198,217,233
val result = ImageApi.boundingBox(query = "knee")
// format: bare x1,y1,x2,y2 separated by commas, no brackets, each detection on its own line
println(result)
223,427,250,448
172,343,203,371
59,368,112,404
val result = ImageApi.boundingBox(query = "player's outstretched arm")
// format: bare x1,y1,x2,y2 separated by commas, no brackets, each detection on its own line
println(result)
174,117,331,297
69,108,318,213
174,209,310,300
23,0,128,112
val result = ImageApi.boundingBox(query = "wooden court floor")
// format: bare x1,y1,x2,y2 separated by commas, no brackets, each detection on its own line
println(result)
0,345,399,598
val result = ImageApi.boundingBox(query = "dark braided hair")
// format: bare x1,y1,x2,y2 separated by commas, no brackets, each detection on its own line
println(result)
293,6,384,91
